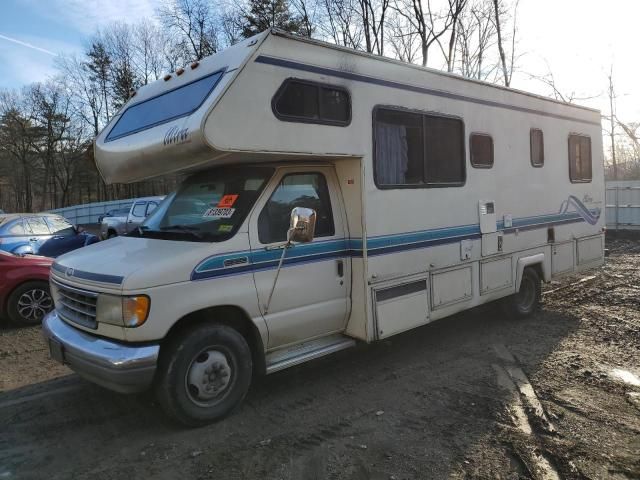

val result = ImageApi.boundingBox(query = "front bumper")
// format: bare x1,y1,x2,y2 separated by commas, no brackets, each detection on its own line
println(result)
42,310,160,393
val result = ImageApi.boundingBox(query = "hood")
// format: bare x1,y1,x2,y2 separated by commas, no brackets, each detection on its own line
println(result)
52,235,247,292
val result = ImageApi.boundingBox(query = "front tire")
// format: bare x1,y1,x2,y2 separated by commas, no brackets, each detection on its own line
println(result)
504,267,541,318
155,323,253,427
7,281,53,326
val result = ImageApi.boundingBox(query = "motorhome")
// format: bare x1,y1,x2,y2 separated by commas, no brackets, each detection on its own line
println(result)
43,30,605,426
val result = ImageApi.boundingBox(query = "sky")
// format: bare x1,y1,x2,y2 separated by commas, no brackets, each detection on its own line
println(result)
0,0,637,122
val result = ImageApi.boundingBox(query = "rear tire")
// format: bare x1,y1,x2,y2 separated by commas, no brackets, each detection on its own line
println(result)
155,323,253,427
503,267,541,318
7,281,53,326
107,230,117,239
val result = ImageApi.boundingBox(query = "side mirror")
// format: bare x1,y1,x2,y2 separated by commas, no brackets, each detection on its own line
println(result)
288,207,316,243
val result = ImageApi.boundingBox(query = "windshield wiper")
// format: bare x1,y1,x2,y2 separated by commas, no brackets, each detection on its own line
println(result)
158,224,206,240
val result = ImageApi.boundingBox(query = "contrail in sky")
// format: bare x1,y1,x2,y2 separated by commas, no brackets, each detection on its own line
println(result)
0,34,57,56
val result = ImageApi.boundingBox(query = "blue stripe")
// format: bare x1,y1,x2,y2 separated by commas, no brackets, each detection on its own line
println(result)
254,55,600,127
191,208,599,281
52,262,124,285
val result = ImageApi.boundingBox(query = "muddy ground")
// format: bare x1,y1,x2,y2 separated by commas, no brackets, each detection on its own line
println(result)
1,237,638,480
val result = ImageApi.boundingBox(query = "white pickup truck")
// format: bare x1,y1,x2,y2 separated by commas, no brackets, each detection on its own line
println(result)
100,197,164,239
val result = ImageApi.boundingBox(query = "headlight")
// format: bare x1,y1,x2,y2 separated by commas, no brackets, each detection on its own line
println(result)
97,294,150,328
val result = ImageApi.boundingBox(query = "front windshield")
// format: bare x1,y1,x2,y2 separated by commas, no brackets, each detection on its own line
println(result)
133,167,274,242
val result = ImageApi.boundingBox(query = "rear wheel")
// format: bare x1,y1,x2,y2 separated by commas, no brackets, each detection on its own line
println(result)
155,323,253,427
7,281,53,326
504,267,541,318
107,230,117,239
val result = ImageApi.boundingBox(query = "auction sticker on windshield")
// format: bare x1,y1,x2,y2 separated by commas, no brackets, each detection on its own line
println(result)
203,208,235,218
217,194,238,208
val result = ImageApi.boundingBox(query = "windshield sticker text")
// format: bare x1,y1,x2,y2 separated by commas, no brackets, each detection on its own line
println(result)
203,207,235,218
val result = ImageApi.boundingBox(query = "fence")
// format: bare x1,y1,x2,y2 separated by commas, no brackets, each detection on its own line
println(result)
606,181,640,231
49,198,136,225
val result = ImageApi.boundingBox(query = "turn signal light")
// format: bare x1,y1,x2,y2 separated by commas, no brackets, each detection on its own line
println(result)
122,296,150,327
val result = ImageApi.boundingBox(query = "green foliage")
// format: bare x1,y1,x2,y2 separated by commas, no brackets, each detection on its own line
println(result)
241,0,304,38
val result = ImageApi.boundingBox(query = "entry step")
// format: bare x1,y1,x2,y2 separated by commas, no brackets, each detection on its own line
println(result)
265,334,356,374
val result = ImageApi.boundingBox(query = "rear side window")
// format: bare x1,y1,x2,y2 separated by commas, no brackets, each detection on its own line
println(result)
273,79,351,126
106,70,224,141
470,133,494,168
568,134,592,182
530,129,544,167
26,217,51,235
132,203,147,217
258,173,335,244
146,202,159,216
46,216,75,236
374,107,465,187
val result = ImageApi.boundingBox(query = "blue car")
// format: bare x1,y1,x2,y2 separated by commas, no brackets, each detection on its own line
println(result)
0,213,99,258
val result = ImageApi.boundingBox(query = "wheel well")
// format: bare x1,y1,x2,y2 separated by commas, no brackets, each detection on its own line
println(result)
526,263,543,281
162,305,266,376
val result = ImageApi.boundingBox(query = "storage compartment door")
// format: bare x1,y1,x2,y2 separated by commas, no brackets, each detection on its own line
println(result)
551,241,575,275
431,265,473,309
577,235,604,267
374,280,428,339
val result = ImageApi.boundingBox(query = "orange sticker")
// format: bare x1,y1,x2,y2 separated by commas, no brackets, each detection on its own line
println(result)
217,194,238,208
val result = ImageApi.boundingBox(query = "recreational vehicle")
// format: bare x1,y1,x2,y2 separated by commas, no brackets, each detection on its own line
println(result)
43,30,605,426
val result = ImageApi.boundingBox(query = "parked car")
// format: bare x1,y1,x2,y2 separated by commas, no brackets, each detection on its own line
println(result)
0,213,99,257
0,250,53,325
97,206,131,224
100,196,164,239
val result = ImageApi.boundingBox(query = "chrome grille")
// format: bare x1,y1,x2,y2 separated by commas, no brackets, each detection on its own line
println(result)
52,279,98,329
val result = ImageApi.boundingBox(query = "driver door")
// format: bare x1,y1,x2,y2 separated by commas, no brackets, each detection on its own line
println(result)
249,167,350,349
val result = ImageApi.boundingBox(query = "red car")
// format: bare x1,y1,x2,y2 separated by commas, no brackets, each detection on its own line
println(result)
0,250,53,326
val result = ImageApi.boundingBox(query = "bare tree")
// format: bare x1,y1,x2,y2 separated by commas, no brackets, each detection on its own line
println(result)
393,0,453,67
319,0,364,50
158,0,219,61
491,0,518,87
387,11,420,63
455,0,497,79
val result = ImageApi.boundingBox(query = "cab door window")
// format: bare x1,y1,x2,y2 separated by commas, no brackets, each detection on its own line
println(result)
258,173,335,244
26,217,51,235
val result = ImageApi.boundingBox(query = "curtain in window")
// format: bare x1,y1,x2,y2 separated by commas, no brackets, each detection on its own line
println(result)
375,122,408,185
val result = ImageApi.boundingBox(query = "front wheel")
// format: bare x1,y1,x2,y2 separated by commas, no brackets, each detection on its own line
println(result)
7,281,53,326
503,267,541,318
155,323,253,427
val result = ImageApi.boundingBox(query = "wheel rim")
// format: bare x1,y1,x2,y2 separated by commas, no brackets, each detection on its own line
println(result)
185,348,235,407
17,288,53,322
516,276,536,312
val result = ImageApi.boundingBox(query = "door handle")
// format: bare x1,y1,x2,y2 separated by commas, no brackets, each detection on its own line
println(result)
337,259,344,277
29,238,37,242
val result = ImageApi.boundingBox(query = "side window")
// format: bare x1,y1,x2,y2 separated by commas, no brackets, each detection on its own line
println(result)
273,79,351,126
258,173,335,244
132,203,147,217
374,107,465,187
146,202,158,216
470,133,494,168
568,134,592,182
26,217,51,235
7,220,25,235
45,216,75,236
530,128,544,167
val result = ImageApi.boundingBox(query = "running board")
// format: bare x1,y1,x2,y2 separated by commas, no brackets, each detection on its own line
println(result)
265,334,356,374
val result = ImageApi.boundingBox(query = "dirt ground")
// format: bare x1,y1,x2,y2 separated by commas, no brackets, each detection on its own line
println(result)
1,237,638,480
